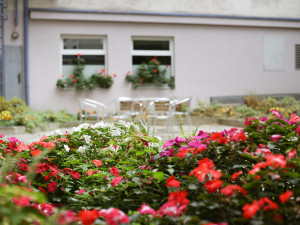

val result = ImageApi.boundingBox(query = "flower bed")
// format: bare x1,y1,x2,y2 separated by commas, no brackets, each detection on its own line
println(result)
0,110,299,225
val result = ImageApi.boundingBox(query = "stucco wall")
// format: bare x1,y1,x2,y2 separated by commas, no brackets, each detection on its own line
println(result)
28,16,300,113
28,0,300,19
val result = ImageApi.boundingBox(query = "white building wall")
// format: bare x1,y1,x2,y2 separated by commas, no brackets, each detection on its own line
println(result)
28,13,300,113
28,0,300,19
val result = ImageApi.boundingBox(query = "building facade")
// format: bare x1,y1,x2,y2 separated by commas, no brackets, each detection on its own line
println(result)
1,0,300,113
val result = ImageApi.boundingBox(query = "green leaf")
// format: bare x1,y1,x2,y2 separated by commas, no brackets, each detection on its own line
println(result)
153,172,165,181
136,151,144,156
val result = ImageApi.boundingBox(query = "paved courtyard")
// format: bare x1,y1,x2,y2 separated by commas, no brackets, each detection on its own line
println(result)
2,123,241,144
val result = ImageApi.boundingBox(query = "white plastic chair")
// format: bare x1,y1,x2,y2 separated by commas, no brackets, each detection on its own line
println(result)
109,97,141,122
172,97,192,128
147,98,174,132
78,98,107,122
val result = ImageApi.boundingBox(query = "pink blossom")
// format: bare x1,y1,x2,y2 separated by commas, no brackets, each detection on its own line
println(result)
138,204,156,215
99,208,129,225
77,189,85,194
270,134,281,142
270,110,283,119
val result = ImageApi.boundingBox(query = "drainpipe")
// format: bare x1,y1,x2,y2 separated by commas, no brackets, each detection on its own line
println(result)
24,0,29,105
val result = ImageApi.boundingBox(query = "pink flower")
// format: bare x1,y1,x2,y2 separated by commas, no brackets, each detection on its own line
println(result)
77,189,85,194
111,176,123,187
270,110,283,119
289,113,300,123
287,149,297,159
270,134,281,142
138,204,156,215
57,210,77,225
99,208,129,225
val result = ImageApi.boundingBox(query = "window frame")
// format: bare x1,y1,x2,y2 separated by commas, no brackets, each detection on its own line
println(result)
60,35,107,76
131,36,174,81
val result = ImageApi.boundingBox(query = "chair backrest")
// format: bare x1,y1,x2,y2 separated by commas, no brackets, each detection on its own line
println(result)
79,98,107,120
115,97,134,114
174,97,191,113
153,98,172,113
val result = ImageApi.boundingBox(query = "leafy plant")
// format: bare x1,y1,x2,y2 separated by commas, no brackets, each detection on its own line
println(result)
56,55,115,91
126,58,174,89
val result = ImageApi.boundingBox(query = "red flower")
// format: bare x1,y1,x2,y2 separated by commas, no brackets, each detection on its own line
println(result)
111,176,123,187
47,181,57,193
77,53,81,57
92,159,103,167
279,190,293,204
73,79,77,82
259,197,278,211
78,209,99,225
39,186,48,194
231,171,243,181
242,200,260,219
12,196,31,206
220,185,247,197
154,69,158,72
106,74,110,77
152,58,156,62
113,74,117,77
110,166,119,176
70,74,73,78
31,149,42,156
189,158,222,182
204,179,223,193
210,132,228,145
166,175,181,188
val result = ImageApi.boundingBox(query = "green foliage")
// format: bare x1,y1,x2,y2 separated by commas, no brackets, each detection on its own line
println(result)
235,105,261,117
56,56,114,91
1,112,300,224
243,93,261,109
126,58,174,89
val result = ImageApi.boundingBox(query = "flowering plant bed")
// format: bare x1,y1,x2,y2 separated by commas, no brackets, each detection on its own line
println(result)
0,110,299,224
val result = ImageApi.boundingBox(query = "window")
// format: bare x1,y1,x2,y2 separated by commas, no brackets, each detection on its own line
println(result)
61,37,106,77
132,38,173,84
296,44,300,70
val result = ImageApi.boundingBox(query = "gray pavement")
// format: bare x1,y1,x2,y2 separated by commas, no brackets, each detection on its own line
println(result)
1,123,240,144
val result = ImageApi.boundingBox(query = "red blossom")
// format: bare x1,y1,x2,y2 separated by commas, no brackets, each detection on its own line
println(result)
220,185,247,197
204,179,223,193
69,74,73,78
31,149,42,156
270,134,281,142
279,190,293,204
111,176,123,187
287,149,297,159
110,166,120,176
259,197,278,211
47,181,57,193
231,171,243,181
12,196,31,206
78,209,99,225
242,200,260,219
92,159,103,167
210,132,228,145
166,175,181,188
189,158,222,182
73,78,77,82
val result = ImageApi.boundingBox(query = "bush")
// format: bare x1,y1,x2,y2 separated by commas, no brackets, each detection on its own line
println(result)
0,110,299,224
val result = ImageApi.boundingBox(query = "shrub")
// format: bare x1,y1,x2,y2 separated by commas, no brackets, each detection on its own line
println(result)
0,111,299,224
